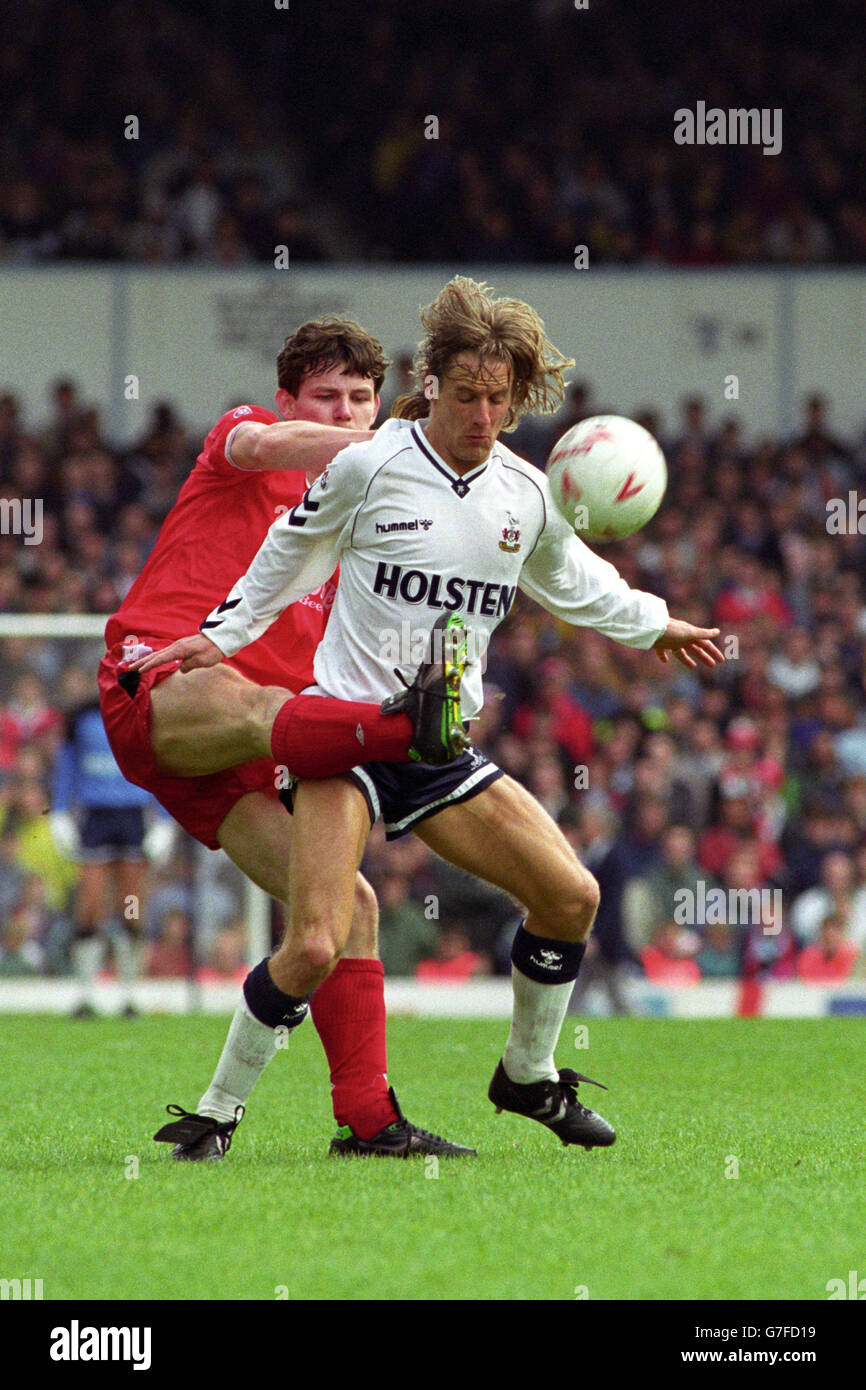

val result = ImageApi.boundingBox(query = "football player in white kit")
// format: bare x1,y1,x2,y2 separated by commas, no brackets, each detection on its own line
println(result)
135,278,724,1149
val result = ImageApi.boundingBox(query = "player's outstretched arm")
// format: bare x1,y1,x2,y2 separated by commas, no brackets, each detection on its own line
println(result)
652,619,725,669
134,446,366,674
231,420,375,477
129,633,223,674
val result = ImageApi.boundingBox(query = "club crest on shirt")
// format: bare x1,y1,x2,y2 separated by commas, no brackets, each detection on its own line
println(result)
499,513,521,552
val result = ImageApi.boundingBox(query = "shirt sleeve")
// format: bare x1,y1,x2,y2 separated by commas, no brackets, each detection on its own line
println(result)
198,405,278,478
518,498,669,648
199,444,367,657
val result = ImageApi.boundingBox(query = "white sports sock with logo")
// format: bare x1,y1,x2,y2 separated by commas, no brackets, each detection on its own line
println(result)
196,996,281,1123
503,966,574,1084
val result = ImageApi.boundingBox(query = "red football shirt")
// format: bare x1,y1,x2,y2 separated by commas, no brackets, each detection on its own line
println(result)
106,405,336,692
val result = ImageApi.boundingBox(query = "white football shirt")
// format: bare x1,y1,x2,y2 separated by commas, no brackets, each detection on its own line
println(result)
201,417,669,718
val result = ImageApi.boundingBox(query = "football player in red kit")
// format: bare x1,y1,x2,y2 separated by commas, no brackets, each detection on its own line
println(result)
100,317,473,1158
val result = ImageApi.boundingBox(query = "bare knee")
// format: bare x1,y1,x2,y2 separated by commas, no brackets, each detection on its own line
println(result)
270,923,344,994
531,865,600,942
296,932,342,976
576,870,601,937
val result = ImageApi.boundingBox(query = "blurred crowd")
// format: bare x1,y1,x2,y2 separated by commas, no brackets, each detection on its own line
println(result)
1,0,865,266
1,370,865,1002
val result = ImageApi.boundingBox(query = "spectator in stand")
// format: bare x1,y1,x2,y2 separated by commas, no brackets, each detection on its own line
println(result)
378,351,416,423
714,555,793,630
525,751,572,823
0,893,47,976
699,784,782,884
793,394,858,475
696,922,743,979
375,871,439,977
640,923,702,985
572,795,669,1014
844,776,866,838
623,824,711,955
790,850,866,949
0,673,63,771
146,909,193,979
196,922,248,986
781,795,861,897
768,627,822,700
415,924,489,983
796,912,859,983
0,776,78,914
484,615,541,728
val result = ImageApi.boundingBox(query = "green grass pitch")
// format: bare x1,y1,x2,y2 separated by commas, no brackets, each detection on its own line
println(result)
1,1015,862,1301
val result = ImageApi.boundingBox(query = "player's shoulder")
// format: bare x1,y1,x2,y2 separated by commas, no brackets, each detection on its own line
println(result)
322,417,416,483
197,404,279,474
493,440,553,506
206,403,279,441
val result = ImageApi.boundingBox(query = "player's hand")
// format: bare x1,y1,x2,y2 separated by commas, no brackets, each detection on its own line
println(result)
127,633,224,674
653,619,725,670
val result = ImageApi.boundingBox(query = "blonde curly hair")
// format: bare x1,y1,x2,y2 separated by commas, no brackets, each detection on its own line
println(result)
392,276,574,431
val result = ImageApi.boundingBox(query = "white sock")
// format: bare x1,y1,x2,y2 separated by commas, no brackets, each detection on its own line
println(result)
197,997,282,1122
114,930,145,985
503,966,575,1084
72,935,104,1006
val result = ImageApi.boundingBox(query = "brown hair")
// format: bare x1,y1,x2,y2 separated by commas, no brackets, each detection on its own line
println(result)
277,316,390,395
392,277,574,430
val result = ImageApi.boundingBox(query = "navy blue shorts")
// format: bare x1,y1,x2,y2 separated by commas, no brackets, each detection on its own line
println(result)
79,807,146,860
345,748,503,840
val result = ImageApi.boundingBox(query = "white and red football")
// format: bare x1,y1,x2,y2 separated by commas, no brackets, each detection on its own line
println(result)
547,414,667,542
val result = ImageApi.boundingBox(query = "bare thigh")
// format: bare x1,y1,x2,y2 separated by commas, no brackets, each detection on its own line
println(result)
149,666,290,776
413,774,599,940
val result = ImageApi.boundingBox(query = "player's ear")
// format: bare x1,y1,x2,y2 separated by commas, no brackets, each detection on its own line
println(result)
275,387,297,420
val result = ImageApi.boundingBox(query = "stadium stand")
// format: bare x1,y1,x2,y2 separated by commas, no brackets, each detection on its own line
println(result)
1,0,864,266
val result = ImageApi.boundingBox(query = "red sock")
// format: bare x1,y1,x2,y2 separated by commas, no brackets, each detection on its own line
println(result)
271,694,413,778
310,958,399,1139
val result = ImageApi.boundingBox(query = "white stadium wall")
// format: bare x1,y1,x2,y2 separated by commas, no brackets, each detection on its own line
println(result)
1,266,865,443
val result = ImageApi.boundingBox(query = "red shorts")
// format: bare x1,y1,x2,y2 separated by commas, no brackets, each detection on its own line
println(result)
98,638,284,850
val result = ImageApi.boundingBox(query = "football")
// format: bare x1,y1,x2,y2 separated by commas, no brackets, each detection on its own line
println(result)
547,414,668,542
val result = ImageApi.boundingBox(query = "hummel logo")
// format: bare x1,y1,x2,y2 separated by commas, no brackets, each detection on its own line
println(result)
529,949,563,970
375,519,434,534
356,723,365,745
